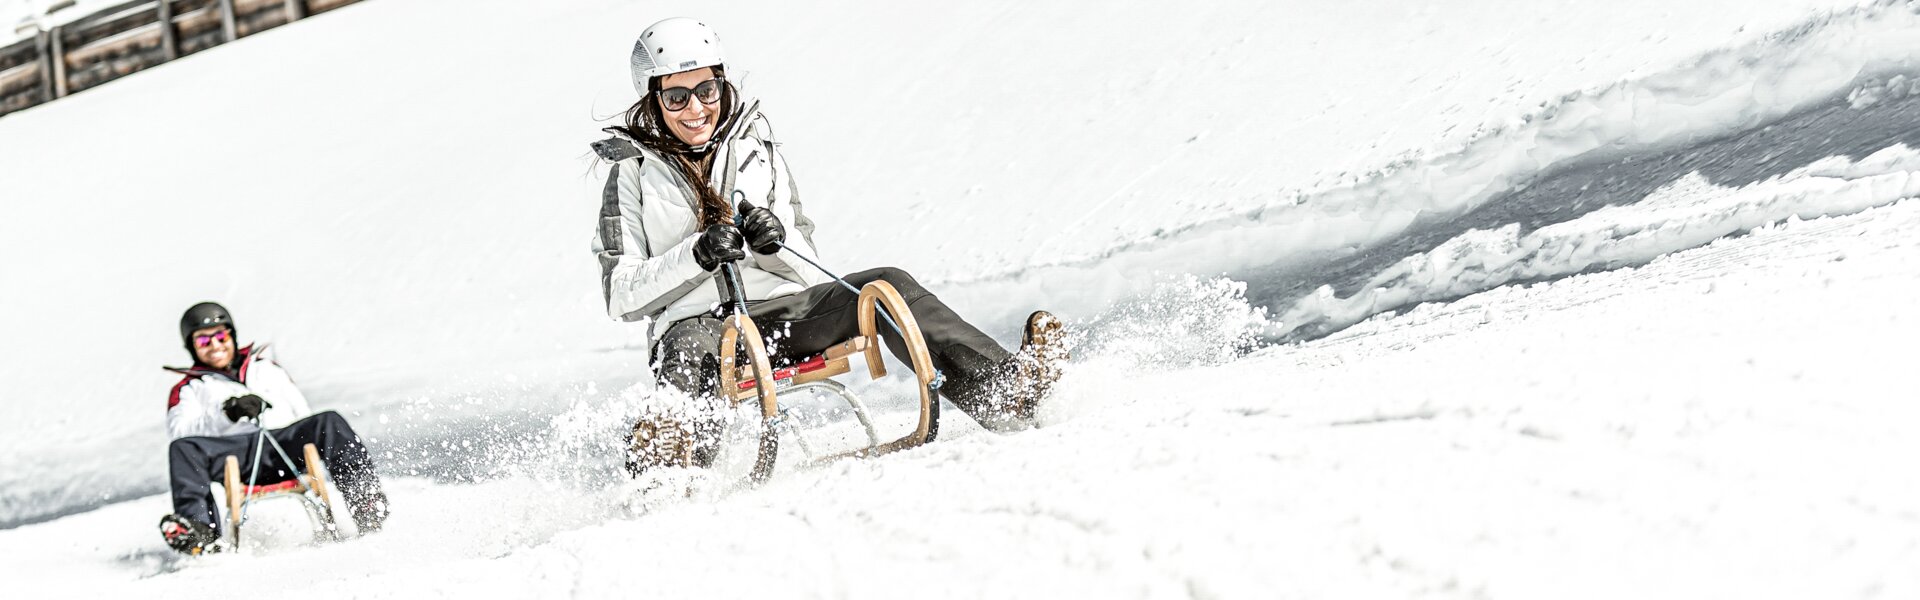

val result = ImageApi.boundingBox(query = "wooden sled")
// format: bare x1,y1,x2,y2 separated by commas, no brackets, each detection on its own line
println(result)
221,442,338,550
717,279,942,483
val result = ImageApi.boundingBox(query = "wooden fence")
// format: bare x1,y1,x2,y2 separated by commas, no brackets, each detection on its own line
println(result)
0,0,364,118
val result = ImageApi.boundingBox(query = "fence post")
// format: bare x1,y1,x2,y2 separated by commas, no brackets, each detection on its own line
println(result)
158,0,178,60
35,29,54,103
220,0,238,42
49,26,67,99
284,0,305,22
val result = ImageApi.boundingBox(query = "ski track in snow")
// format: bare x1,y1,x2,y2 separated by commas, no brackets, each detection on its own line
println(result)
3,0,1920,597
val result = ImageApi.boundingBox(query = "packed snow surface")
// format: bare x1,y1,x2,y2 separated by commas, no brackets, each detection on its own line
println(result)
2,0,1917,597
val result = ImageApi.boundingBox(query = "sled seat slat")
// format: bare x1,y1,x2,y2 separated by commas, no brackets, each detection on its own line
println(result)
784,357,851,388
731,353,852,399
822,337,868,361
728,337,873,401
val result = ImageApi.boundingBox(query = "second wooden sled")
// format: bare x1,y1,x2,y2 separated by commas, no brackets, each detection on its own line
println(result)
717,279,943,483
221,441,339,551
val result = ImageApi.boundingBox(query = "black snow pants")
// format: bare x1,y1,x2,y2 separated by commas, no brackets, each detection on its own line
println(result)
653,267,1021,426
167,410,380,528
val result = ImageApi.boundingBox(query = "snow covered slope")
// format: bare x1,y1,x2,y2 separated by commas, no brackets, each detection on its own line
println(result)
2,0,1917,596
8,153,1920,599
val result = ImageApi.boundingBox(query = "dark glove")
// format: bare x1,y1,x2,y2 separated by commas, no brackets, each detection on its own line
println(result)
691,224,746,271
737,206,785,255
222,394,269,423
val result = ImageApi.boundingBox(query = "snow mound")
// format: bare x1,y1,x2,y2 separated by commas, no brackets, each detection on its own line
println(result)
1276,145,1920,339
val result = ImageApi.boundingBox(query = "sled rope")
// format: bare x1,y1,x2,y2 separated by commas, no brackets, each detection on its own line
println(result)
730,193,945,390
238,421,311,528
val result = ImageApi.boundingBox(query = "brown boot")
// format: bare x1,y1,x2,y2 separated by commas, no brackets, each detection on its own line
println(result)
627,414,693,477
1014,310,1068,420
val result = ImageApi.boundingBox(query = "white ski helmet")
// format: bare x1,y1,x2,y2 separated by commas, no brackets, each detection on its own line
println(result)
630,18,726,95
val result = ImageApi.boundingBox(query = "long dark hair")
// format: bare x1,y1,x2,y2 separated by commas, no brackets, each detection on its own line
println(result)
603,65,738,228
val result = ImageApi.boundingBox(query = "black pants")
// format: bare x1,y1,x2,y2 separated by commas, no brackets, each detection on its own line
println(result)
653,267,1018,424
167,411,380,527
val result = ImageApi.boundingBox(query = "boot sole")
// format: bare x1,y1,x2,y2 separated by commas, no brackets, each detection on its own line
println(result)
629,416,693,475
1020,311,1068,418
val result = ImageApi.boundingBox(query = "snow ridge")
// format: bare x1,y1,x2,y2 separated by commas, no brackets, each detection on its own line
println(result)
1275,145,1920,338
936,0,1920,328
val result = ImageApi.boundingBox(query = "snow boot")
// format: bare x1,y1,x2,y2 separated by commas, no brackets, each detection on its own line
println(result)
627,415,694,477
939,311,1070,430
349,491,389,534
1014,310,1068,420
158,513,221,555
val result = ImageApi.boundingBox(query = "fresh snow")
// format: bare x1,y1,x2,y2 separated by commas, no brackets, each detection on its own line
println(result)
1,0,1916,597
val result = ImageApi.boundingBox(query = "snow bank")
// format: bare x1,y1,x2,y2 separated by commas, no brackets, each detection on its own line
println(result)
1275,145,1920,338
937,0,1920,330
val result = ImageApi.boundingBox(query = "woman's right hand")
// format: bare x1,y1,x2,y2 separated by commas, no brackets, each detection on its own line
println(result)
692,224,747,271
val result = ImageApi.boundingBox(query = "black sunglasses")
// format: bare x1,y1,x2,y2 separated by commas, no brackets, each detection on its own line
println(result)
658,78,724,112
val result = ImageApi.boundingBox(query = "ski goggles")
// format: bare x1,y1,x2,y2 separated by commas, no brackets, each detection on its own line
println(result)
193,329,232,348
658,78,723,112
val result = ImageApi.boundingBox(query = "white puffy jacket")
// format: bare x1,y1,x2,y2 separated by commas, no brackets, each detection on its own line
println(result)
590,103,830,339
165,345,313,440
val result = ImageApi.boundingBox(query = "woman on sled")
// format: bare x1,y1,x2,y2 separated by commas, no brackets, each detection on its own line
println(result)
590,18,1067,475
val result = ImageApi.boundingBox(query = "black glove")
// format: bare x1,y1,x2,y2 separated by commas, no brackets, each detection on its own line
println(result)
691,224,746,271
737,206,785,255
222,394,269,423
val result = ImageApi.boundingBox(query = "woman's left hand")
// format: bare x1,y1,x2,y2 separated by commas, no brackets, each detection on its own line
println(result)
739,206,786,255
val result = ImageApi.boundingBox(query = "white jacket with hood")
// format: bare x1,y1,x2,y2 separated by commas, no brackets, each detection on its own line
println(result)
590,96,829,340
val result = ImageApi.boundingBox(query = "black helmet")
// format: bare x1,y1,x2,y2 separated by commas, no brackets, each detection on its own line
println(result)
179,302,236,350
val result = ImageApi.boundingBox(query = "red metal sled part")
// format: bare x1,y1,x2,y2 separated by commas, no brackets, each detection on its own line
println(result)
736,354,832,390
244,479,305,495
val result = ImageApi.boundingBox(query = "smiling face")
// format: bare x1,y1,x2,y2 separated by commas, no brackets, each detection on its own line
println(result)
190,325,235,370
658,67,721,147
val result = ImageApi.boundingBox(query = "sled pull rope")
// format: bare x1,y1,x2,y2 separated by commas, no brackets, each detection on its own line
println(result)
732,195,944,392
240,424,269,526
237,419,309,530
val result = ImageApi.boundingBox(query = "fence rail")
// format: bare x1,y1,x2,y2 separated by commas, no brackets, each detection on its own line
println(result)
0,0,362,118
